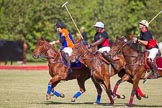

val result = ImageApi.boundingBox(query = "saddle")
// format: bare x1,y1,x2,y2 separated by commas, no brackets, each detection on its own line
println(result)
144,51,161,70
60,53,82,69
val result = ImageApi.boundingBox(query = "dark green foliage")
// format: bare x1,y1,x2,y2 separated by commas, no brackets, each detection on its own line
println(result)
0,0,162,53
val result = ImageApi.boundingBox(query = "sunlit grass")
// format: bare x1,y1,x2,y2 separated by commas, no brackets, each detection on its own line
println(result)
0,70,162,108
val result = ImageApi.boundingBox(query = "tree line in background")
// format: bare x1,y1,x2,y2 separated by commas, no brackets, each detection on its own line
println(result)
0,0,162,53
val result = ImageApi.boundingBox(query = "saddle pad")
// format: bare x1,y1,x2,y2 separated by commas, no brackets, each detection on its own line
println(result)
62,59,82,69
156,57,162,68
71,60,82,69
157,68,162,70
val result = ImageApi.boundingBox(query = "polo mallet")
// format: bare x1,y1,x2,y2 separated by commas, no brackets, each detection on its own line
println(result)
62,1,83,40
148,10,162,25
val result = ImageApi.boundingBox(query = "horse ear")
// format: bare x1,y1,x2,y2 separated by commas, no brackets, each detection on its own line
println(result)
40,37,44,40
75,38,82,43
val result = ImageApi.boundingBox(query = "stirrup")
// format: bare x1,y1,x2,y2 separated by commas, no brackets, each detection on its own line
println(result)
152,73,159,79
67,68,72,73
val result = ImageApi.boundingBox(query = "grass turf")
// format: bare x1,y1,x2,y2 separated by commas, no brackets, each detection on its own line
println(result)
0,70,162,108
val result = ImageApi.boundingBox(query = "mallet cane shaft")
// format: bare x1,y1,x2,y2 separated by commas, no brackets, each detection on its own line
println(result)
62,1,83,40
149,10,162,25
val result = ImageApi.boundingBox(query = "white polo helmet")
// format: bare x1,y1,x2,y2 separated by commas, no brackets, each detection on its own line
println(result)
94,22,104,28
139,20,149,28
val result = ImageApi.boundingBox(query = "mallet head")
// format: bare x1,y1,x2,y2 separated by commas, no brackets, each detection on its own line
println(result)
62,1,68,7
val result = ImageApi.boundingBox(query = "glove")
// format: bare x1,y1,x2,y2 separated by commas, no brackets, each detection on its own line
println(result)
49,41,55,45
133,37,138,43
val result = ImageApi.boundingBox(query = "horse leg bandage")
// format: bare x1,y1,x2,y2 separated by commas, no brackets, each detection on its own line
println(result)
136,86,144,97
95,95,101,104
47,84,52,94
52,90,61,97
73,91,82,98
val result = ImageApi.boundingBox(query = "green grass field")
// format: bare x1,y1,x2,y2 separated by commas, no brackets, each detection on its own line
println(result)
0,70,162,108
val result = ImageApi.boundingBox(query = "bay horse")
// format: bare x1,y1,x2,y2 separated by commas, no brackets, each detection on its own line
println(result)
71,40,147,105
32,37,103,104
109,36,162,106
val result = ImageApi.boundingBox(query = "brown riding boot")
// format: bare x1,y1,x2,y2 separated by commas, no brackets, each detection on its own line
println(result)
102,51,119,72
147,58,159,78
62,52,72,73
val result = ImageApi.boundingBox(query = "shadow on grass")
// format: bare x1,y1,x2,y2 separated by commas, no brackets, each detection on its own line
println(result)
39,101,162,107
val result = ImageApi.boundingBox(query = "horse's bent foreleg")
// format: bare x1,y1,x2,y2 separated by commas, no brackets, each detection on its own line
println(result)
113,79,122,95
112,79,125,99
46,75,61,100
113,74,130,99
91,77,102,104
71,78,87,102
135,86,148,98
127,79,147,100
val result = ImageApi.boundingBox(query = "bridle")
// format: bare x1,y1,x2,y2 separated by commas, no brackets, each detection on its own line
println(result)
35,42,60,61
73,43,90,60
110,39,129,57
111,39,144,67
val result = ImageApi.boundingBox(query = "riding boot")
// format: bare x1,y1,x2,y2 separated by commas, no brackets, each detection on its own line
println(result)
147,58,159,78
63,52,72,73
102,51,119,72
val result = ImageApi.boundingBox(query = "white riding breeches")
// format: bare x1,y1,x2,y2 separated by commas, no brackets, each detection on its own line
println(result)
62,47,73,56
146,48,159,60
98,46,110,53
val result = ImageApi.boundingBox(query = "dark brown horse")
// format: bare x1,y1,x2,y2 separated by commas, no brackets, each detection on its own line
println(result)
32,37,102,104
109,36,162,106
71,40,147,105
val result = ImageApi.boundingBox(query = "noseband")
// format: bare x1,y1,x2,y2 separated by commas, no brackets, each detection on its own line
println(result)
37,43,56,59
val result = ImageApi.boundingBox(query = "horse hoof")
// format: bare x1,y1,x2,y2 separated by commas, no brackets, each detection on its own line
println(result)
136,94,141,100
93,102,99,105
106,103,114,106
112,95,118,100
60,93,65,98
143,94,148,98
46,94,51,100
125,103,133,107
71,97,76,102
120,95,125,99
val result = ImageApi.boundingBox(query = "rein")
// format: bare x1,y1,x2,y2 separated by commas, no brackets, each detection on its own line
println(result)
38,43,61,63
111,41,129,57
111,40,138,58
112,40,144,66
74,43,90,59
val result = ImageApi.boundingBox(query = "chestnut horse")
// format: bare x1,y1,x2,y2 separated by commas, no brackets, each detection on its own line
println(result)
71,40,147,105
109,36,162,106
32,38,102,104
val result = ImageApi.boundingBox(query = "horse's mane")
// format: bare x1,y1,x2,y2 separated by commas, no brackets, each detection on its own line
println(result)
116,36,142,52
127,42,142,52
38,37,58,53
74,40,99,56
